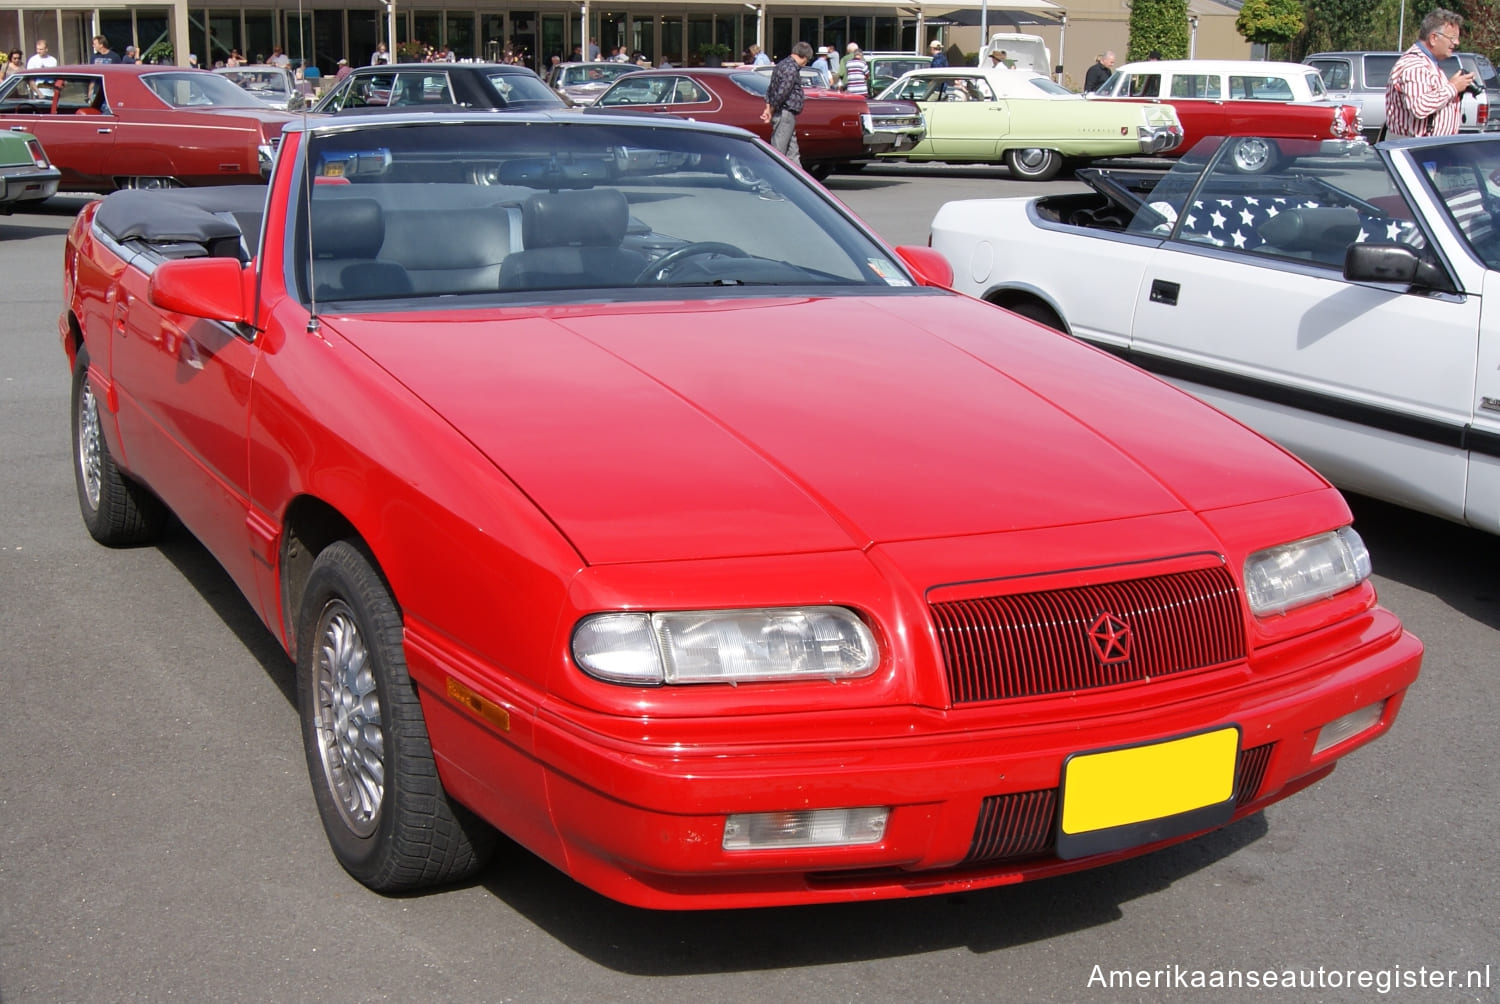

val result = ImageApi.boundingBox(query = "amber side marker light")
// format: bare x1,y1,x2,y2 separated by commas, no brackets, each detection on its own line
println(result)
1313,701,1384,755
447,677,511,732
722,808,890,850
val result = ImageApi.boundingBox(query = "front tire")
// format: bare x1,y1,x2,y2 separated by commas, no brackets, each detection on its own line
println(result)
71,347,167,545
1005,147,1063,182
297,541,495,892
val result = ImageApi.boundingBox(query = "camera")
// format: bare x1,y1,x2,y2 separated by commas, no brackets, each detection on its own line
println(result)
1467,80,1484,97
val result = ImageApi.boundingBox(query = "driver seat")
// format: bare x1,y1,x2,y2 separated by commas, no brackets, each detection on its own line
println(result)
497,188,645,291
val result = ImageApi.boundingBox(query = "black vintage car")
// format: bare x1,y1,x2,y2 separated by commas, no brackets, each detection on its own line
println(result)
312,63,564,113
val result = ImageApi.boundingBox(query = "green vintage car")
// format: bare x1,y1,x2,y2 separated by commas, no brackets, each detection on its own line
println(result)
0,129,60,213
876,67,1183,181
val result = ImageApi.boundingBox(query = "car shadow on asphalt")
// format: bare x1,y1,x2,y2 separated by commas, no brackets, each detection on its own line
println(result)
1345,492,1500,632
474,813,1269,973
153,520,298,706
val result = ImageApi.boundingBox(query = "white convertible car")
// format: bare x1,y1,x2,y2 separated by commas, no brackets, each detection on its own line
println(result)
931,133,1500,533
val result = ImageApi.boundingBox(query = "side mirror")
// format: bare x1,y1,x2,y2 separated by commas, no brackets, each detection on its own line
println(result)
148,257,253,324
894,244,954,287
1344,242,1454,292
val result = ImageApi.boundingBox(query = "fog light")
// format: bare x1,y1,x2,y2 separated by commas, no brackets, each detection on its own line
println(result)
1313,701,1384,755
722,807,889,850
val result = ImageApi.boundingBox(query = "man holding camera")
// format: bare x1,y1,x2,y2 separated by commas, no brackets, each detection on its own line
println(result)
1385,8,1475,138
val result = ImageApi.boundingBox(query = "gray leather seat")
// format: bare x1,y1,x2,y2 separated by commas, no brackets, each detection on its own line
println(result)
310,197,413,300
497,189,646,291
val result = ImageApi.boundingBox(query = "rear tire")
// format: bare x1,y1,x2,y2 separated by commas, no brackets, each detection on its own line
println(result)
1227,137,1279,175
297,540,496,892
1005,147,1063,182
996,296,1067,333
71,347,167,546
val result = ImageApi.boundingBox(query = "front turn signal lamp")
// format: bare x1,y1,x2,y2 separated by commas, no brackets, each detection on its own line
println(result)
1243,526,1371,617
723,807,890,850
572,606,878,686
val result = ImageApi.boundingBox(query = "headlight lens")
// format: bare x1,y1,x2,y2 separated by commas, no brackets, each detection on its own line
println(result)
1243,526,1371,617
572,606,878,686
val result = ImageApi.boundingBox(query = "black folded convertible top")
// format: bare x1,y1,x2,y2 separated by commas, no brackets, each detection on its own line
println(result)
94,186,267,252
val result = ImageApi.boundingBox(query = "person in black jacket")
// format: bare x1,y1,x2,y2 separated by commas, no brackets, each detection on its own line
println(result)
760,41,813,165
1084,51,1115,92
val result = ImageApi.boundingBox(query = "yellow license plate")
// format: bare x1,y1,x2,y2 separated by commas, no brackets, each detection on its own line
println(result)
1061,727,1238,837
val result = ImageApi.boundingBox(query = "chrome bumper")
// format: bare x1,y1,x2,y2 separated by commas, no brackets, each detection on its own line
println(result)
862,112,926,154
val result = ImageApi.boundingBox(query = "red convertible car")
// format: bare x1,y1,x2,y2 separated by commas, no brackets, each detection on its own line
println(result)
592,67,924,178
0,63,297,192
61,112,1420,910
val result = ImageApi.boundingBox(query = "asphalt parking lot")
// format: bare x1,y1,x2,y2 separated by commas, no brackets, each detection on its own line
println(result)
2,169,1498,1003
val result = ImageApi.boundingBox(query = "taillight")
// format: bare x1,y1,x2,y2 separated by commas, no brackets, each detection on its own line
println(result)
1479,101,1489,128
25,139,48,168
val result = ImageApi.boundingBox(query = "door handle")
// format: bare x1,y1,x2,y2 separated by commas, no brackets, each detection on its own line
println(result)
1150,279,1179,306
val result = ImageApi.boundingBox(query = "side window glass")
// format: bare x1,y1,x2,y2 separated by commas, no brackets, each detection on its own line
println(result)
1172,143,1423,269
1312,61,1352,90
1419,149,1500,266
1230,75,1293,100
1170,74,1217,98
972,78,996,101
1128,73,1160,97
671,78,709,104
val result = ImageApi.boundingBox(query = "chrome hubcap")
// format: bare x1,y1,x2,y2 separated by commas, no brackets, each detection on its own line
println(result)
77,380,103,512
1235,139,1271,172
1015,149,1050,171
312,601,384,836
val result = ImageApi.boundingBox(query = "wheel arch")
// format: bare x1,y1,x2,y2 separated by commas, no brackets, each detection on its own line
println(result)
982,284,1071,335
280,495,371,657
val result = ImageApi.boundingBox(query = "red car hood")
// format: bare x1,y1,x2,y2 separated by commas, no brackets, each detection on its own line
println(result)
331,293,1325,564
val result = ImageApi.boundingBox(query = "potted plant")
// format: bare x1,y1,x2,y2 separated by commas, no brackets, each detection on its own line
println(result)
698,42,732,67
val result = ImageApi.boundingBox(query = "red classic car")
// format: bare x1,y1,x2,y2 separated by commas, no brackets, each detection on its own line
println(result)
61,111,1420,910
0,64,297,192
1090,59,1364,173
591,67,923,178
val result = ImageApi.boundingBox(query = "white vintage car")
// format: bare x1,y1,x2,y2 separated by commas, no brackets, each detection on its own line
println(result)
931,133,1500,533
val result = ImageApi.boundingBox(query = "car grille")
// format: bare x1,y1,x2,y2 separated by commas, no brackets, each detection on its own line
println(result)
931,565,1244,704
962,742,1276,865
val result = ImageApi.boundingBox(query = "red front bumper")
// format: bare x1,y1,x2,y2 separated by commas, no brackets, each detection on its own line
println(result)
419,607,1420,910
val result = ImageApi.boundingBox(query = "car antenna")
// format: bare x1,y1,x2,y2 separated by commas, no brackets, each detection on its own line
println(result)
296,0,320,333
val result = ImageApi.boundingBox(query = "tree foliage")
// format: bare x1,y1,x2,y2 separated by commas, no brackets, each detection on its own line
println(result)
1127,0,1191,61
1237,0,1307,49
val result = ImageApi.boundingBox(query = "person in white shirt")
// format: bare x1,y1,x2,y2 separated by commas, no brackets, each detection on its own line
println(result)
26,39,58,69
371,42,391,65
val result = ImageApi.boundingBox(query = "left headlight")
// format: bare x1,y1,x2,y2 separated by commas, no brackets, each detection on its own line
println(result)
572,606,879,686
1243,526,1371,617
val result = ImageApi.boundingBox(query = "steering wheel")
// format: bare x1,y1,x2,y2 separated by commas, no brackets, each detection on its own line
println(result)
637,242,747,283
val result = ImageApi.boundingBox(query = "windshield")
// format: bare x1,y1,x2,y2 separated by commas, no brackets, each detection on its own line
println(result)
1413,141,1500,269
296,120,910,305
141,71,268,107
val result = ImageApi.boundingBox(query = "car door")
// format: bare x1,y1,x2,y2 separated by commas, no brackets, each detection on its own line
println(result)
908,75,1005,160
0,72,115,186
1126,144,1477,520
109,262,260,600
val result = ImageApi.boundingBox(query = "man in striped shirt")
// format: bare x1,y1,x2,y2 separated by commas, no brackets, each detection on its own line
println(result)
1385,8,1474,138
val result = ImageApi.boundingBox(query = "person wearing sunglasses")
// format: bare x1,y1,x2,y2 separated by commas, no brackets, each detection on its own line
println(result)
2,50,22,79
1385,8,1475,138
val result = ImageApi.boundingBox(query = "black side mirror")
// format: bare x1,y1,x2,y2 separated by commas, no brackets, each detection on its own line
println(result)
1344,242,1454,292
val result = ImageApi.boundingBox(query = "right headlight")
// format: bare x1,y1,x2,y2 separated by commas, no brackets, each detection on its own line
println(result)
572,606,878,686
1243,526,1371,617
